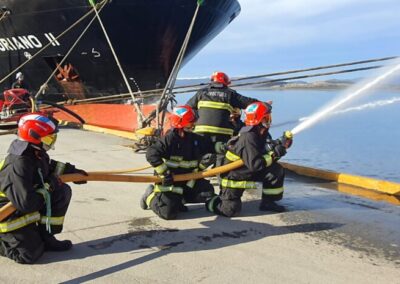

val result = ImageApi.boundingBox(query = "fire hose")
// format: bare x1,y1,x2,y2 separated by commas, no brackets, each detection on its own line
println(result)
0,160,244,222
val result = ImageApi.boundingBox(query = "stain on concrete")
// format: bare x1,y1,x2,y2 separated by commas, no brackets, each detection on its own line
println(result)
128,217,154,228
158,242,185,250
197,230,249,243
94,198,109,202
74,200,90,204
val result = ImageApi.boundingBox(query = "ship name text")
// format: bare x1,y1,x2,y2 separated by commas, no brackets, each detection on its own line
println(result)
0,33,61,53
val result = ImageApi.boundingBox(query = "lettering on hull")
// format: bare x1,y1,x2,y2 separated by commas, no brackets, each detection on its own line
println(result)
0,33,60,52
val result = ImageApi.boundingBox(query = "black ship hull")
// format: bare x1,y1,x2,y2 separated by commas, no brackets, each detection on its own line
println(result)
0,0,240,102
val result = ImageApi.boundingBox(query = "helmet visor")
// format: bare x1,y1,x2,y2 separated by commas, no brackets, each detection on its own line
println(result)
262,115,272,128
41,133,57,150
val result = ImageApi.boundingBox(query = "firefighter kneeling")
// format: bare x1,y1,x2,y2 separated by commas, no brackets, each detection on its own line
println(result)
140,105,224,220
0,113,87,264
206,102,293,217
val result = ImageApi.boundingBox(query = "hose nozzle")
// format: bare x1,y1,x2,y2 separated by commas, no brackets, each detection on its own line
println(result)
281,130,293,149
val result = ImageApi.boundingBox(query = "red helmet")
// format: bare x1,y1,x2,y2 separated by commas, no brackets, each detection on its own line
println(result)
211,71,231,86
170,105,197,129
244,102,272,126
18,113,58,145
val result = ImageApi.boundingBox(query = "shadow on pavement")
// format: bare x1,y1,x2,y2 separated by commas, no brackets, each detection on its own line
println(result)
39,218,342,283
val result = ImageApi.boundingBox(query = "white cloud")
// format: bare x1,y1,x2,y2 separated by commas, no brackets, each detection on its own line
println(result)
181,0,400,76
204,0,400,53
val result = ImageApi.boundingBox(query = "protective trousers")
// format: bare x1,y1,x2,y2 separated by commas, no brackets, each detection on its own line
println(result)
208,163,285,217
0,184,72,264
150,179,214,220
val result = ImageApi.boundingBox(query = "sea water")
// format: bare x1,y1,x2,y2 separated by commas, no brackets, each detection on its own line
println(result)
177,88,400,183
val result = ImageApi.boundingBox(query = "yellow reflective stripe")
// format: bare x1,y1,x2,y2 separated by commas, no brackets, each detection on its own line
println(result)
262,187,284,195
186,169,199,188
198,101,233,112
207,196,219,212
146,191,156,207
0,212,41,233
221,178,261,189
225,151,240,162
54,162,66,176
0,161,9,198
170,156,183,161
155,163,168,174
194,125,234,136
40,216,65,226
263,152,273,167
179,160,198,168
186,179,196,188
154,185,184,195
165,160,198,169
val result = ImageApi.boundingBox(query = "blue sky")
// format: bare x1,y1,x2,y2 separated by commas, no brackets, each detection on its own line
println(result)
180,0,400,80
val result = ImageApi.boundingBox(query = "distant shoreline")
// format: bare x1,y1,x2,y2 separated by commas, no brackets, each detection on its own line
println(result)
176,78,400,92
236,82,400,92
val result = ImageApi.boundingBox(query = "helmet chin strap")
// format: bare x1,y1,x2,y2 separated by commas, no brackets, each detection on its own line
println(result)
42,144,52,151
258,124,269,137
177,128,186,138
262,122,271,129
30,144,42,150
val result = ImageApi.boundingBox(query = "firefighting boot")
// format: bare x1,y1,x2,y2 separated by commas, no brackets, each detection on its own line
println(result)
259,200,286,213
140,185,154,210
43,234,73,252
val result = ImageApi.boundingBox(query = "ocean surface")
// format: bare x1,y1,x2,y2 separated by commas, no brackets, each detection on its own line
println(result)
177,88,400,183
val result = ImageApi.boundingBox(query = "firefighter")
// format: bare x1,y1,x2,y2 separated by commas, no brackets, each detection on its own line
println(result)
0,113,87,264
140,105,225,220
11,72,29,90
186,71,258,144
206,102,293,217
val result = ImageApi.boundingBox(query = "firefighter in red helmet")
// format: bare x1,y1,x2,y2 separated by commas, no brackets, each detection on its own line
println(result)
186,71,257,143
186,71,258,169
206,102,293,217
141,105,225,220
0,113,87,264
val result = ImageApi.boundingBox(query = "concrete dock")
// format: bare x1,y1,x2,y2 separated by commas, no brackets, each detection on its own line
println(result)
0,129,399,283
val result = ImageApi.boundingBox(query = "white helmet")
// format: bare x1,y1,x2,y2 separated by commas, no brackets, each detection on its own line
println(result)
16,72,24,80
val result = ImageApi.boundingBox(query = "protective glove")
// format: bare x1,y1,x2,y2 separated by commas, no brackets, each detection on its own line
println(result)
214,142,227,154
63,162,78,175
226,135,240,151
160,170,174,187
280,130,293,149
199,153,217,170
73,169,88,185
272,144,287,160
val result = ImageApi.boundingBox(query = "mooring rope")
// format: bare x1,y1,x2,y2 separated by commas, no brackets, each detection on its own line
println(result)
0,1,106,86
143,0,205,129
47,56,398,106
89,0,145,125
35,1,108,99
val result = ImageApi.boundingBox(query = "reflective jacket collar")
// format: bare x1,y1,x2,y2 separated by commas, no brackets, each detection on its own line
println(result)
239,125,270,139
8,139,40,156
209,82,225,89
239,125,254,134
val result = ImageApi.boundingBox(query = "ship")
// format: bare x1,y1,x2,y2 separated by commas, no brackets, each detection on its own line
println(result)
0,0,241,130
